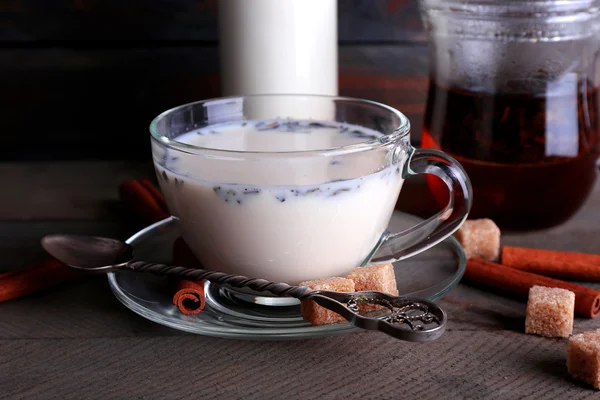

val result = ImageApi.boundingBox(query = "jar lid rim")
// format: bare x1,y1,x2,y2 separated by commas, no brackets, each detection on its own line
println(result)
421,0,600,17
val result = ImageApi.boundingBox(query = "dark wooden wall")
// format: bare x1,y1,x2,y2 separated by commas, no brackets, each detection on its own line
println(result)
0,0,429,160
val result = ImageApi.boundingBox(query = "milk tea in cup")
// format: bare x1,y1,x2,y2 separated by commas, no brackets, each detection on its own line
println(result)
151,95,472,287
155,119,405,285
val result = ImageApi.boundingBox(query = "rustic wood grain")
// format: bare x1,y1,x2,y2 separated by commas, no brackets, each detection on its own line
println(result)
1,162,600,398
0,331,597,399
0,45,429,160
0,0,425,43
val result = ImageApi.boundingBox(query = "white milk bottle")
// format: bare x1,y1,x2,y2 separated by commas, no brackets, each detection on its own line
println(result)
218,0,338,97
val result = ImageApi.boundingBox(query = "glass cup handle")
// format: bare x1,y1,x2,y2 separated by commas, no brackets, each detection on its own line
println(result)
367,148,473,264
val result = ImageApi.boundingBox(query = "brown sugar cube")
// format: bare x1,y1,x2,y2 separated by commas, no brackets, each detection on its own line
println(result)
525,285,574,338
347,263,399,312
454,218,501,261
347,263,398,294
567,330,600,390
299,277,355,326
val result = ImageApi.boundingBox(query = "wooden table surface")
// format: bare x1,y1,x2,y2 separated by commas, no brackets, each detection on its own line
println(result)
2,161,600,399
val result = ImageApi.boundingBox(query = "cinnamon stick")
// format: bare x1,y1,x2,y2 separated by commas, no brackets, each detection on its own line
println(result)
464,257,600,318
0,260,81,302
172,280,206,315
502,246,600,281
171,237,206,314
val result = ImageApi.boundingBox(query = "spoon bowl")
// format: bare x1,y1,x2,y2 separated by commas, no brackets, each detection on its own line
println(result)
41,234,134,272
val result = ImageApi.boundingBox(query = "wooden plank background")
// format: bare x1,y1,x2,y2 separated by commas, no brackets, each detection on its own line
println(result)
2,163,600,398
0,0,429,160
0,0,425,42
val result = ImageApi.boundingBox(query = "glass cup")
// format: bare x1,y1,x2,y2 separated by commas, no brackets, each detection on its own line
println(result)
150,95,472,285
420,0,600,229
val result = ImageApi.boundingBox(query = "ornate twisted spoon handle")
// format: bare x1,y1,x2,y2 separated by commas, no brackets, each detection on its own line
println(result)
127,261,312,299
40,233,446,341
126,261,446,342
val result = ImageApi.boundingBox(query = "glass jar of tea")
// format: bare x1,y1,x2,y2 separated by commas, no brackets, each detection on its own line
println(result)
420,0,600,229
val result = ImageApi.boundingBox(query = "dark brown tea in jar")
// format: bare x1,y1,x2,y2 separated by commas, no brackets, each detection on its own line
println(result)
419,0,600,230
422,79,599,229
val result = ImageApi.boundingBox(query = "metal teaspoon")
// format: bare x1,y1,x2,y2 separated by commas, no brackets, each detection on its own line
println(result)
41,234,447,342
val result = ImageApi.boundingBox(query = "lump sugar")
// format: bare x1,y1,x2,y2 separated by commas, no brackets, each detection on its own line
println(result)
300,277,355,325
455,218,501,261
525,285,574,338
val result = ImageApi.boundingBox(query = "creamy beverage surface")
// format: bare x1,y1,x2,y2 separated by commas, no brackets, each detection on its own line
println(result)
155,120,405,284
174,120,377,152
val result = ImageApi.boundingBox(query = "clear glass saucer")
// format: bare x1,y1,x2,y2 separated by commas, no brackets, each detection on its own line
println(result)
107,212,466,340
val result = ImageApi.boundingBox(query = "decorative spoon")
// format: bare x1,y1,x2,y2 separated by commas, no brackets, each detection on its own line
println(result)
41,234,447,342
